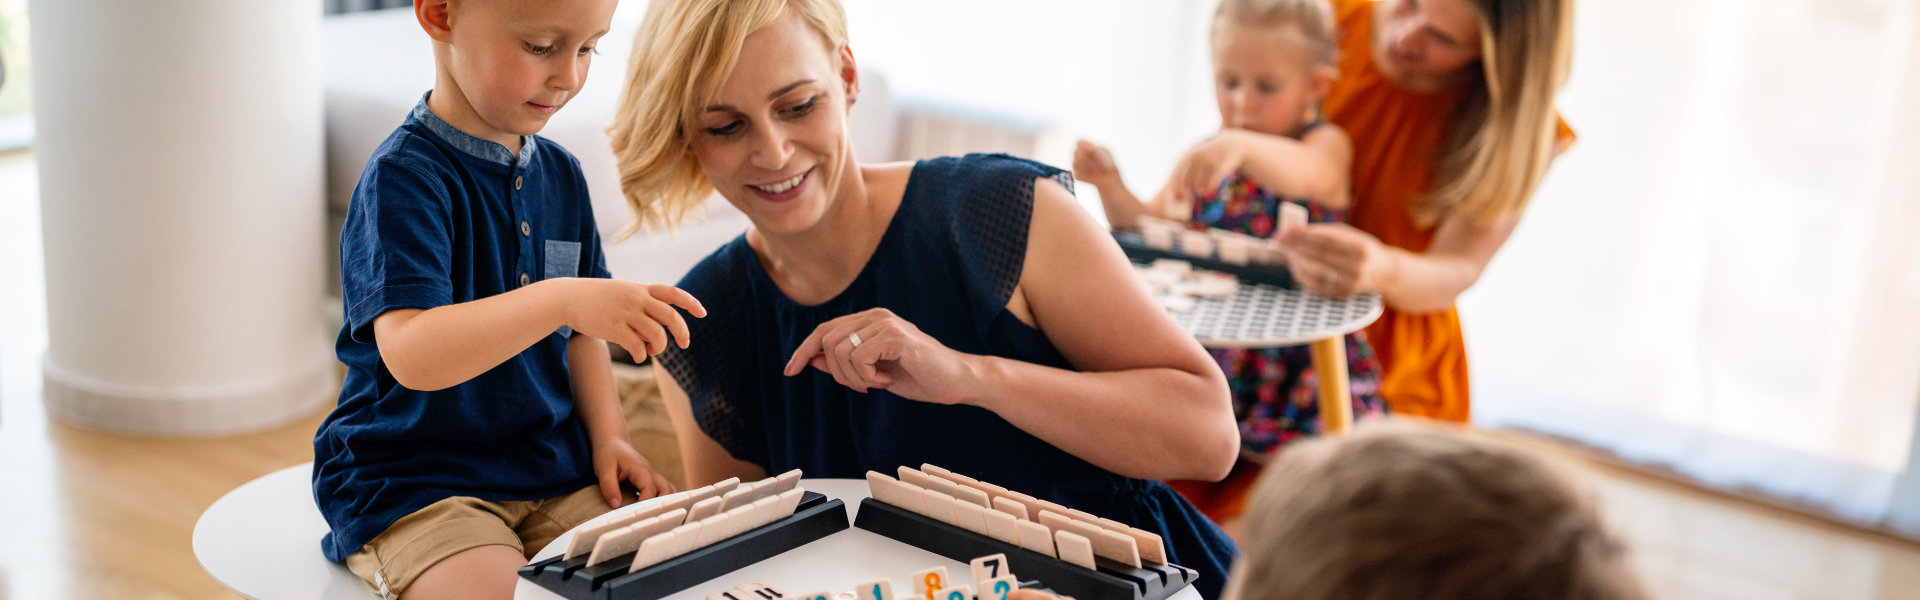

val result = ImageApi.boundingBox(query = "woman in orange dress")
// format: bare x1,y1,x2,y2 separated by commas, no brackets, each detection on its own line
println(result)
1165,0,1577,526
1275,0,1578,423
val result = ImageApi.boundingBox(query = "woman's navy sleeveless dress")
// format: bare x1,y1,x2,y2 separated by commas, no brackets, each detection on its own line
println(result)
660,154,1237,598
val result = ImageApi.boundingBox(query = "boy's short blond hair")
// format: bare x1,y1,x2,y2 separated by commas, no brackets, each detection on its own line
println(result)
1212,0,1338,65
606,0,849,240
1231,421,1647,600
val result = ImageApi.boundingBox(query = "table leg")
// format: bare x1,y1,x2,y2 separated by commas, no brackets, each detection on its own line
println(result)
1309,336,1353,435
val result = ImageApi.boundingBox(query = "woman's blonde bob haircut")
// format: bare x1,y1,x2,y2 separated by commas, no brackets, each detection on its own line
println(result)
1422,0,1574,227
607,0,849,240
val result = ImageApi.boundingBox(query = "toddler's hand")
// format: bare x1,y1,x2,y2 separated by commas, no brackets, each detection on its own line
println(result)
1072,140,1122,189
1167,131,1249,198
591,438,676,508
563,280,707,362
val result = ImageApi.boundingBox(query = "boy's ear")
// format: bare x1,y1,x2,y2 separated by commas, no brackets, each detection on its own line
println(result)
839,44,861,109
1311,64,1337,99
417,0,455,44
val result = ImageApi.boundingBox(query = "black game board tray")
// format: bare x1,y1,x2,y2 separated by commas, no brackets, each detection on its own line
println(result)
519,492,851,600
1113,229,1298,288
853,499,1198,600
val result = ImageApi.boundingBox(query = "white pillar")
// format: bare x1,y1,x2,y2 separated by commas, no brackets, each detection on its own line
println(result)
30,0,334,435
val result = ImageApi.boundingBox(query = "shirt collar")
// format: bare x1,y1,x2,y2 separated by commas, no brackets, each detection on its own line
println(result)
412,91,537,167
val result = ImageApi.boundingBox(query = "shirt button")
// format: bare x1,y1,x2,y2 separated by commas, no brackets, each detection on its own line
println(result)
514,176,523,190
520,273,531,287
521,221,531,236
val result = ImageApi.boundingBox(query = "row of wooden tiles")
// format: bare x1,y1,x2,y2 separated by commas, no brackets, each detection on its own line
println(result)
565,470,807,570
865,464,1168,571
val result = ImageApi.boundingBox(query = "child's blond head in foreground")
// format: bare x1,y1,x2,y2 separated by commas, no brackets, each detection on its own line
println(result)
1226,420,1648,600
1210,0,1338,137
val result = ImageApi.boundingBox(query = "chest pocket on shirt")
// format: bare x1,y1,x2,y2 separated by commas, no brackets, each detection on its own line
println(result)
544,240,581,280
544,240,582,338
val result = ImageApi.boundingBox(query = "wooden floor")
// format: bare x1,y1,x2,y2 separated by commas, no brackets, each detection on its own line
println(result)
5,150,1920,599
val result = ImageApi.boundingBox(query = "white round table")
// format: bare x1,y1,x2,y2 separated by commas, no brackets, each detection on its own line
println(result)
1168,275,1381,436
192,463,371,600
195,469,1201,600
515,479,1203,600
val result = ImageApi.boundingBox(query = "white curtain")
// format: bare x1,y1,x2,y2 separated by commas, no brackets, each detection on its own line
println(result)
1465,0,1920,531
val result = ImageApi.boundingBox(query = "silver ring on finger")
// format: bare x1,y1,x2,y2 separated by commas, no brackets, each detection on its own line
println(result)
1323,272,1339,291
848,332,863,348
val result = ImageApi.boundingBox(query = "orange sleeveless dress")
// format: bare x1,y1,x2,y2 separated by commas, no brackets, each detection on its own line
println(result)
1323,0,1574,423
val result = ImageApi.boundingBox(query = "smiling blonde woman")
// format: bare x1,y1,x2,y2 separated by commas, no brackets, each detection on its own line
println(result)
608,0,1242,596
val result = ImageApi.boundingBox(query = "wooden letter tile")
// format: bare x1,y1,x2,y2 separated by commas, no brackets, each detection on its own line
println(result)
1014,520,1056,558
1054,530,1097,570
696,513,731,545
586,523,645,566
923,476,959,499
654,507,688,529
775,469,803,493
969,553,1012,589
1036,510,1074,534
952,501,987,534
891,480,926,514
898,466,938,491
909,566,949,600
1093,529,1142,568
1126,528,1167,564
627,531,674,573
866,471,899,505
687,497,723,522
919,487,958,524
853,578,895,600
734,582,791,600
982,507,1021,545
954,486,991,509
565,515,625,559
750,495,780,528
775,488,804,517
978,577,1019,600
668,522,701,557
990,497,1028,521
720,487,753,511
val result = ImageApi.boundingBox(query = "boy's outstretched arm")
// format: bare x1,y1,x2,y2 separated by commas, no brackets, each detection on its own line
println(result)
372,278,706,391
569,333,677,507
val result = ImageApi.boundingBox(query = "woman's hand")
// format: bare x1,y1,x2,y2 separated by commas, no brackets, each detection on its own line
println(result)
1278,222,1398,299
782,308,975,404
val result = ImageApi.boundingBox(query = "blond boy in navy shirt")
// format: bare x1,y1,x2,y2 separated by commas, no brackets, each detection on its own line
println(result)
314,1,707,598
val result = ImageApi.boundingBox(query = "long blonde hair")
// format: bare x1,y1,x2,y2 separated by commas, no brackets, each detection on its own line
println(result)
606,0,849,240
1420,0,1574,227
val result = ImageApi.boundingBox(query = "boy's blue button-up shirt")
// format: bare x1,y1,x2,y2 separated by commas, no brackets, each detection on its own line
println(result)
314,93,612,561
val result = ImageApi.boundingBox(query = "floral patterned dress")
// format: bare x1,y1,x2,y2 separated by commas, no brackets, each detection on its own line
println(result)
1165,157,1392,522
1189,169,1389,454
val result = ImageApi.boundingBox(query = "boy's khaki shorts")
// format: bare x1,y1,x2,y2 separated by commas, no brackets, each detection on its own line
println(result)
346,484,627,598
